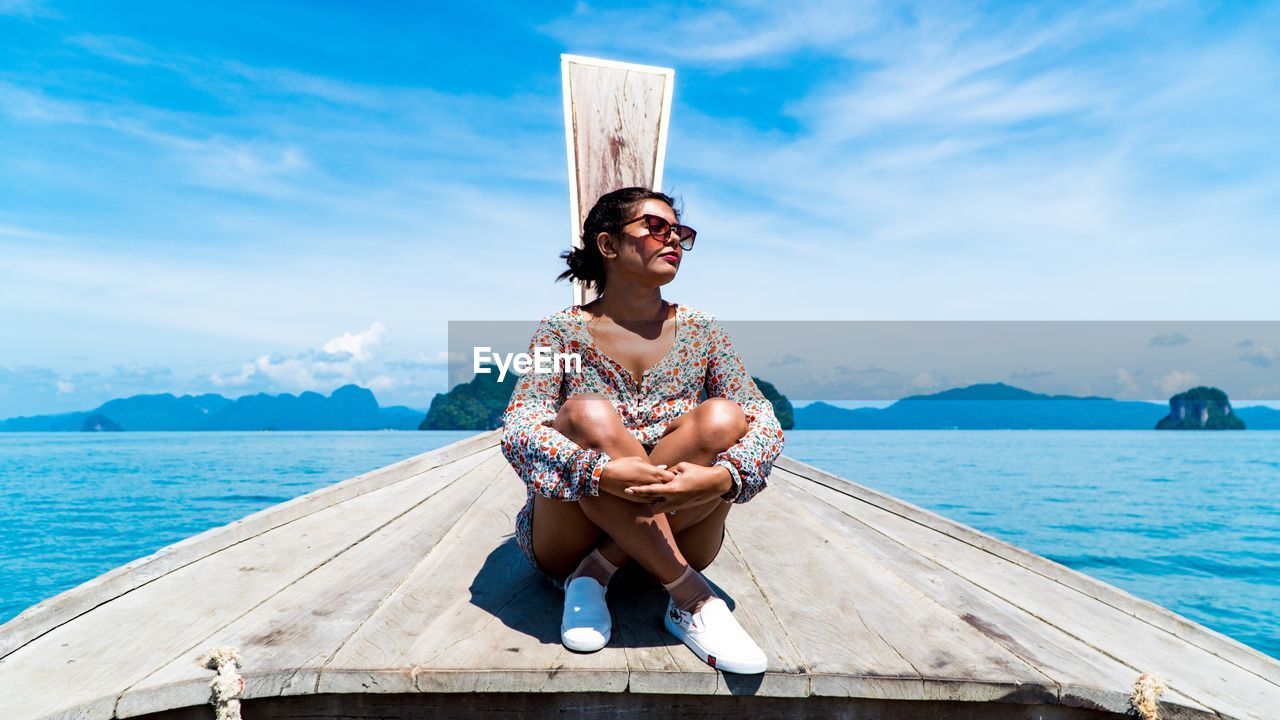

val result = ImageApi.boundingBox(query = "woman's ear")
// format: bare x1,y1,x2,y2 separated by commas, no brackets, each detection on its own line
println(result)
596,231,617,259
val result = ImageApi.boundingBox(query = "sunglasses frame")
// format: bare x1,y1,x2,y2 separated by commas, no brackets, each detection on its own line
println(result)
614,214,697,251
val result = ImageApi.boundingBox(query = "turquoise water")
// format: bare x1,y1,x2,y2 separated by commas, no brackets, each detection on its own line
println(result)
1,430,1276,660
0,431,474,624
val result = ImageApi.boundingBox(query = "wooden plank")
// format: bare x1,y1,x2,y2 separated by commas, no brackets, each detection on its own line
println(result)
611,568,715,695
775,453,1280,689
0,429,502,660
319,464,630,694
561,54,673,305
134,690,1143,719
615,521,810,697
727,488,924,700
135,690,1143,720
771,465,1280,720
113,450,504,718
730,476,1059,703
0,443,500,720
773,470,1216,719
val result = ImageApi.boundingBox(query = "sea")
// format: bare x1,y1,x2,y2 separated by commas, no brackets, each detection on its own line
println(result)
1,429,1276,659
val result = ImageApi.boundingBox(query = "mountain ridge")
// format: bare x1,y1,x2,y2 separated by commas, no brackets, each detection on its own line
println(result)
0,385,425,432
796,382,1280,429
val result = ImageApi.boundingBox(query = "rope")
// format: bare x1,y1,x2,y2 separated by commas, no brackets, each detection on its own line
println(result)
1129,672,1166,720
197,645,245,720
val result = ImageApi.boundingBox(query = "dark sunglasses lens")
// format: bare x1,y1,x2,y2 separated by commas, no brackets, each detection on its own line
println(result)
645,215,670,237
676,226,696,250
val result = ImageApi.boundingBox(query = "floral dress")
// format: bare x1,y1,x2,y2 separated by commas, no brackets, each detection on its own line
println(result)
499,302,785,588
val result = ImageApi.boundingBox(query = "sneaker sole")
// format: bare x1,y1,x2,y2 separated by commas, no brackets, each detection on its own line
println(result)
561,627,610,653
663,613,767,674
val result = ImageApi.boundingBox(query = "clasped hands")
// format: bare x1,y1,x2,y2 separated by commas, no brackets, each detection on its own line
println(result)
599,455,732,514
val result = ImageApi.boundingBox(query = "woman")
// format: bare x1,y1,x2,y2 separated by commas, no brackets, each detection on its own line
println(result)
500,187,784,675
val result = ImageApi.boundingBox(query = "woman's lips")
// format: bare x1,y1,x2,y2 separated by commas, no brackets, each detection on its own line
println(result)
660,253,680,263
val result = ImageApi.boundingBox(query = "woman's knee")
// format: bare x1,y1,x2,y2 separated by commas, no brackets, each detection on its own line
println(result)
692,398,748,452
553,393,623,444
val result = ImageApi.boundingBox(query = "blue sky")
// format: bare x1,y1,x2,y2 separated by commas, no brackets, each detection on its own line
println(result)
2,0,1278,416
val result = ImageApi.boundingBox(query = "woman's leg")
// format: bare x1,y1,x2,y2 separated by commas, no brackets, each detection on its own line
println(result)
589,397,745,577
530,393,649,581
530,394,746,584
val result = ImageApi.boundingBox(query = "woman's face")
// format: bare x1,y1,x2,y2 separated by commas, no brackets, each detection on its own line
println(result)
597,198,683,288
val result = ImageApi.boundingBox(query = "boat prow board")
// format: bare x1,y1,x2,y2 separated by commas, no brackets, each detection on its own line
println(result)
561,53,675,306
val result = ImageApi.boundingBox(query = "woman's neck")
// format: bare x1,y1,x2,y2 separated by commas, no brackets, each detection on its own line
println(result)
588,286,667,323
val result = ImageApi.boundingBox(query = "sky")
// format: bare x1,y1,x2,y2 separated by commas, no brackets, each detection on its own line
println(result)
2,0,1278,417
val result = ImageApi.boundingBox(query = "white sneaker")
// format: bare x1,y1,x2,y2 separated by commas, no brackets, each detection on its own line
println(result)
663,596,768,674
561,576,611,652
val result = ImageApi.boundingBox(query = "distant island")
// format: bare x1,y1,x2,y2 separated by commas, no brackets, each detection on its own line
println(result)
795,382,1279,430
0,385,424,432
419,366,518,431
1156,386,1245,430
755,378,794,430
421,368,795,431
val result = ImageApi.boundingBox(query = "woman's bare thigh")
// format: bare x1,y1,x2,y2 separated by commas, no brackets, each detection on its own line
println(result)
530,494,604,581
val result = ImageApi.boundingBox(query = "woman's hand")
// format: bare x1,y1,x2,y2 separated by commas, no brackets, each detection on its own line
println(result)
599,456,676,502
624,462,732,514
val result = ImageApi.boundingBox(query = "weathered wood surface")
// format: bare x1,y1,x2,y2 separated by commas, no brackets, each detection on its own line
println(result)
561,54,673,306
2,429,1278,720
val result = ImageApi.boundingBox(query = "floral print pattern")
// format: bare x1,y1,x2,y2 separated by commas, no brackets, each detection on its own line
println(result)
499,302,785,585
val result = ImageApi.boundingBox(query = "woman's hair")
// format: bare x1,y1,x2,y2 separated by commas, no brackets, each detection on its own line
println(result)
557,186,680,295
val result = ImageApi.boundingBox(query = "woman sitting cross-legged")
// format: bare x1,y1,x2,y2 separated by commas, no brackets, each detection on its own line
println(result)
500,187,785,675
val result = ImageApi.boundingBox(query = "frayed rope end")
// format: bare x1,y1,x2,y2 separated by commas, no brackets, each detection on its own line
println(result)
1130,672,1167,720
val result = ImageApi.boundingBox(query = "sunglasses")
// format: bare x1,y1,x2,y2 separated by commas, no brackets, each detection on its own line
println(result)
614,214,697,251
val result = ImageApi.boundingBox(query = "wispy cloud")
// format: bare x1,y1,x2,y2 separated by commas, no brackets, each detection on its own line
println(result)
0,0,56,19
1239,343,1278,368
1009,367,1053,380
548,1,1280,320
1156,369,1199,397
768,353,807,368
1149,332,1190,347
3,2,1279,415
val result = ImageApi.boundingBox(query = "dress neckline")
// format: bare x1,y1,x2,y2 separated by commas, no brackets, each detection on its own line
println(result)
572,301,682,392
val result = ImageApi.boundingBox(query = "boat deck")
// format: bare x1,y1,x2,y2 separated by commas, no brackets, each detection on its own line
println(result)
1,430,1277,719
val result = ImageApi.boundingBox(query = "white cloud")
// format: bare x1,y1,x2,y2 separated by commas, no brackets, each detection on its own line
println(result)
389,350,450,370
911,371,939,389
1149,332,1190,347
1239,343,1278,368
0,0,56,19
365,374,397,393
322,321,386,363
209,322,388,391
1155,370,1198,397
1113,368,1141,397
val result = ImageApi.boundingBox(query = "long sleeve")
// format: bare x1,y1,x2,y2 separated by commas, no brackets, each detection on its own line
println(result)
500,318,611,501
703,318,785,503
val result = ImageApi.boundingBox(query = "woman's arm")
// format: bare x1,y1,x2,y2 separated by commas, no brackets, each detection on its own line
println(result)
704,318,785,503
499,319,611,501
